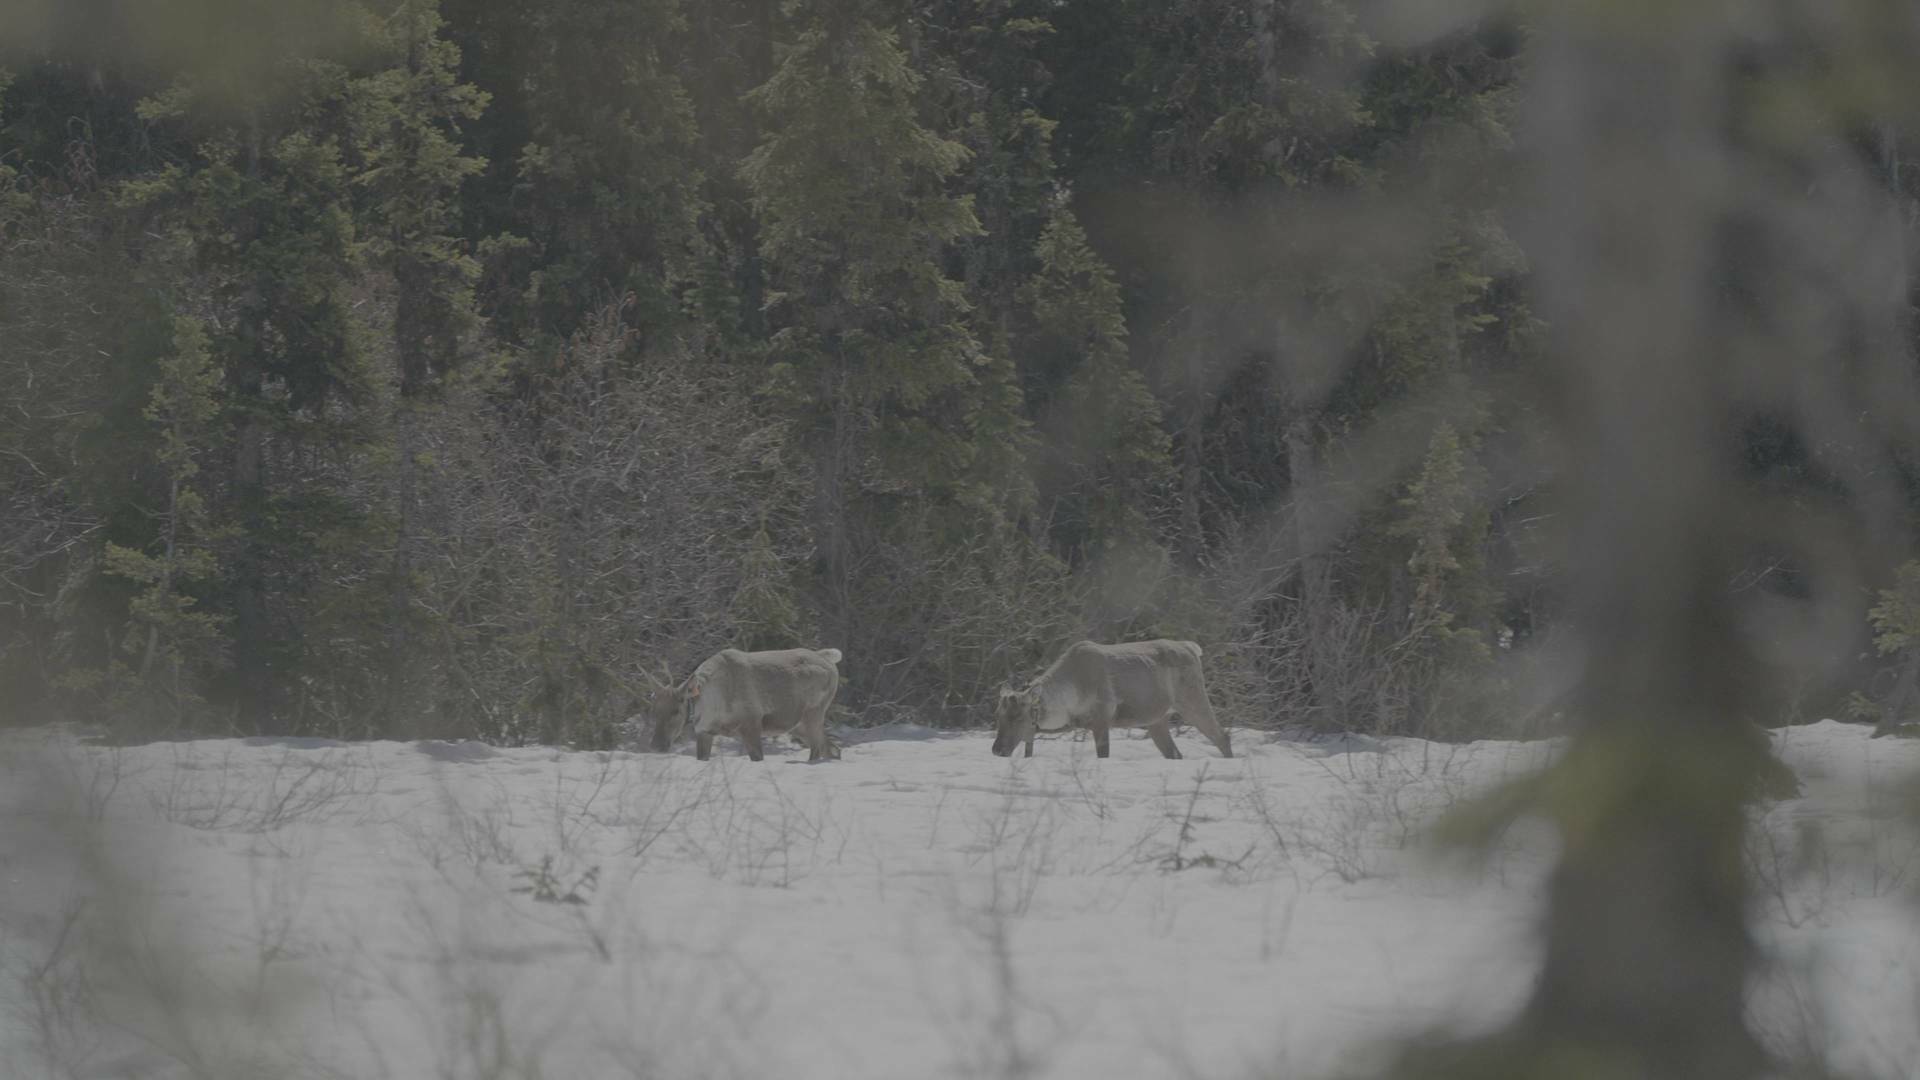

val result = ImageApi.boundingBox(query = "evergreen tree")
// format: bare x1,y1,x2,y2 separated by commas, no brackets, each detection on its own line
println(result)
1022,206,1173,558
915,2,1064,353
93,316,228,730
729,524,806,652
740,0,1033,681
347,0,488,731
2,0,1908,788
1857,560,1920,736
451,0,708,358
1387,421,1493,734
124,51,366,730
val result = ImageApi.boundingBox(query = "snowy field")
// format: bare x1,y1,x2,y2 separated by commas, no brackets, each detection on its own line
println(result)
0,719,1914,1079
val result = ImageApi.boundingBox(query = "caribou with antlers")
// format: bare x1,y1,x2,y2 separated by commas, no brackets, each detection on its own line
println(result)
644,647,843,761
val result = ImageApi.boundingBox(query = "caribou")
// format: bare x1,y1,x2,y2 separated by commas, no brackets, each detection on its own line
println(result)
992,639,1232,759
645,647,842,761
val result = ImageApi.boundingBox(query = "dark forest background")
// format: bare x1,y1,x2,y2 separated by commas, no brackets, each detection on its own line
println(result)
4,0,1920,748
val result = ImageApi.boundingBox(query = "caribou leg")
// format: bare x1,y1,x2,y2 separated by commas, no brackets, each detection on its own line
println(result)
803,705,833,762
1023,732,1035,758
741,713,766,762
1092,717,1111,759
1181,694,1232,758
1147,719,1183,760
695,733,713,761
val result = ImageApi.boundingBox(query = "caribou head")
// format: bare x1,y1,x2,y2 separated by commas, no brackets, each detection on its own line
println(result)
990,684,1042,757
644,662,702,752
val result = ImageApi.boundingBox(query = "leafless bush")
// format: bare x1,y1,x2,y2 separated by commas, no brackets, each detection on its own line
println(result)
3,896,98,1075
0,794,326,1078
1137,507,1515,742
938,899,1058,1080
512,855,600,907
0,196,113,711
536,753,713,864
1293,793,1385,885
670,761,848,888
1239,741,1487,885
833,507,1081,727
400,779,522,877
249,749,376,832
407,916,564,1080
1056,737,1115,821
147,744,249,829
1145,764,1255,877
1747,950,1852,1080
961,767,1062,917
1236,761,1299,872
926,806,1073,1080
1859,761,1920,901
42,739,135,824
1746,806,1834,929
545,752,620,857
149,746,376,833
408,304,815,746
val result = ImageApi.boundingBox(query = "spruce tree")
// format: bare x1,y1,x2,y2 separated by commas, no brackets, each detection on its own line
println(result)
1022,207,1173,559
454,0,708,357
98,317,227,730
125,56,365,730
740,0,1032,672
347,0,488,732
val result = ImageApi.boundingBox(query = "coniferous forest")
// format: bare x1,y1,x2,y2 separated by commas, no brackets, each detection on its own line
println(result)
9,6,1920,1079
3,0,1920,753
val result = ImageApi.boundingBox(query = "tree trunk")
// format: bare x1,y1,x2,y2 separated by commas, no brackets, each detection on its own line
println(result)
813,357,853,665
387,399,419,736
231,108,272,732
231,402,269,729
1178,400,1205,560
1286,418,1338,730
1878,648,1918,737
1412,13,1772,1078
387,254,429,737
139,470,180,685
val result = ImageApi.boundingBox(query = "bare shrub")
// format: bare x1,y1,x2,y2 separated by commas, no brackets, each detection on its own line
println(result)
399,779,522,877
408,304,814,746
3,896,98,1075
42,740,136,825
672,762,846,888
508,853,610,963
1859,760,1920,900
1056,738,1115,821
1148,764,1255,876
1747,950,1852,1080
961,766,1062,917
603,762,705,862
150,746,376,833
1239,740,1491,885
925,830,1071,1080
0,772,328,1079
147,744,250,830
833,509,1080,728
512,855,600,907
545,752,620,857
1745,806,1833,929
1237,761,1299,872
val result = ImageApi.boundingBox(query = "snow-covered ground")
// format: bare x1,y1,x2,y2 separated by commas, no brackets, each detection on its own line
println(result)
0,719,1913,1079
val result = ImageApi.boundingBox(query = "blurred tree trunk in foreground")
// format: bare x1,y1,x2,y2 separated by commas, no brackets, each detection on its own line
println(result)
1391,1,1920,1077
